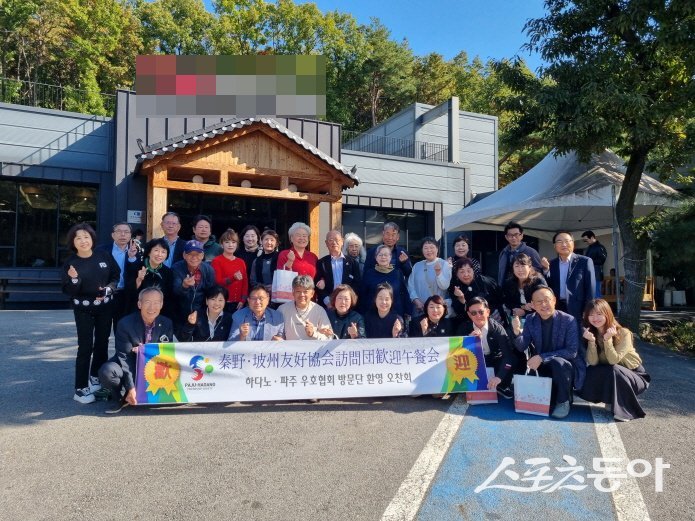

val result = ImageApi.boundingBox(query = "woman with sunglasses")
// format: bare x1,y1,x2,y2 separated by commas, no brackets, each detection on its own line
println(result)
579,299,650,421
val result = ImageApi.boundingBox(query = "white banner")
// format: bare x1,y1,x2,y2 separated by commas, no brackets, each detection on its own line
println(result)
135,336,488,404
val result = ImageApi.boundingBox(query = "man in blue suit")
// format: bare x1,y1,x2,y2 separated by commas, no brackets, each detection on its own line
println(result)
512,286,580,419
229,285,285,341
99,287,173,412
541,231,596,322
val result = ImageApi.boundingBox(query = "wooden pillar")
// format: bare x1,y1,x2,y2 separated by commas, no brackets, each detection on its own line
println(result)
147,165,168,239
330,198,342,230
308,201,321,255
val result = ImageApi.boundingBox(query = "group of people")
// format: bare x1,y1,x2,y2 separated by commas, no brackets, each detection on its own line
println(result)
62,215,648,421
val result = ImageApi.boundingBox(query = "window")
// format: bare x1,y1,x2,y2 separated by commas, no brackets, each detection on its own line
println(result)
342,206,433,261
0,180,97,267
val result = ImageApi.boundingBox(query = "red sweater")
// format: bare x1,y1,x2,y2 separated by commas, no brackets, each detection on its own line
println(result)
211,255,248,303
277,247,318,278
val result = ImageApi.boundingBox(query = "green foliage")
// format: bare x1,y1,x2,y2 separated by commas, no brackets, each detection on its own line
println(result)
650,198,695,288
137,0,214,55
0,0,547,179
496,0,695,332
641,320,695,354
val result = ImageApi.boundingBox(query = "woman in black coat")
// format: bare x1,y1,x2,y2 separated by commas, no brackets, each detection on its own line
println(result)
179,285,234,342
326,285,366,339
124,238,175,320
410,295,453,337
449,258,506,329
502,252,547,321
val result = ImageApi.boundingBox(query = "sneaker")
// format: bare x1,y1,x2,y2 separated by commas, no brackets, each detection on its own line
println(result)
496,386,513,399
551,400,570,419
73,387,95,404
89,376,102,392
614,415,631,422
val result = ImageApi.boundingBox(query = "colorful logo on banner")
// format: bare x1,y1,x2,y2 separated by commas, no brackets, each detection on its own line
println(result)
441,336,488,393
137,343,187,403
189,356,214,381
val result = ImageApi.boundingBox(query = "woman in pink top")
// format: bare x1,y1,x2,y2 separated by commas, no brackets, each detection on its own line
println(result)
211,228,248,313
277,222,318,279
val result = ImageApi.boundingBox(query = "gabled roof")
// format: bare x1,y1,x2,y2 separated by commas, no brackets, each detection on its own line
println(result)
134,117,358,183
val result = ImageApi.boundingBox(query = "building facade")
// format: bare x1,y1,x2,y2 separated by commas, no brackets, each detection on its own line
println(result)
0,92,498,305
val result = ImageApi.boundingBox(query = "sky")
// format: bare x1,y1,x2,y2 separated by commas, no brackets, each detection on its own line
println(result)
204,0,549,72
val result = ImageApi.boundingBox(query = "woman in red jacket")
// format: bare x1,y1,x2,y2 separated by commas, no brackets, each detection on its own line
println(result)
211,228,248,313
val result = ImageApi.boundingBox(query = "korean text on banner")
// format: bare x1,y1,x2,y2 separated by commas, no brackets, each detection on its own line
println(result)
135,336,489,404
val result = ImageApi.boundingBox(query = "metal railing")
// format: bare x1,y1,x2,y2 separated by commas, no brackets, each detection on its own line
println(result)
0,77,116,115
342,129,449,163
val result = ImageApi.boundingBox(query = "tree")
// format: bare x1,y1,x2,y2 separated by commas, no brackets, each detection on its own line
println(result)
361,20,416,127
137,0,214,55
498,0,695,332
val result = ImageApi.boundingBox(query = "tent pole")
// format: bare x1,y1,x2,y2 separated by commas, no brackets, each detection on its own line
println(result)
612,185,621,313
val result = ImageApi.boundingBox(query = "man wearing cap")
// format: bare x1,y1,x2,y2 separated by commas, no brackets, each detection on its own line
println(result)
171,240,216,339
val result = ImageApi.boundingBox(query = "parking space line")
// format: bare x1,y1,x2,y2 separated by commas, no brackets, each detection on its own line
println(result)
590,405,651,521
380,396,469,521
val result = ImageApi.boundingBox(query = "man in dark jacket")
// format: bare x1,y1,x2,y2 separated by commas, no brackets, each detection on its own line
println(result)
315,230,362,307
99,287,173,412
511,286,580,419
458,296,525,398
581,230,607,297
497,221,543,285
171,240,216,339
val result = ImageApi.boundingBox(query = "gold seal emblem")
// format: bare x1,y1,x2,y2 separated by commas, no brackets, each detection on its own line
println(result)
144,354,180,395
446,347,479,385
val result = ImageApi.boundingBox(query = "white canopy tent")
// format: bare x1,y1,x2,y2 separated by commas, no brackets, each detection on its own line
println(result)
444,149,681,240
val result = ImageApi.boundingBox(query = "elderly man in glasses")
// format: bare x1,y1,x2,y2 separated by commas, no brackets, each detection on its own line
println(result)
511,286,581,419
228,285,285,341
540,231,596,323
458,296,525,399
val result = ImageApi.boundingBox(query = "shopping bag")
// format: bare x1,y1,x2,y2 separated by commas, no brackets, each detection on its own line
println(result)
466,367,498,405
513,369,551,416
271,269,298,303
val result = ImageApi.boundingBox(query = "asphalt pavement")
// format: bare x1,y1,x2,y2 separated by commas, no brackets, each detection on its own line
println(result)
0,310,693,521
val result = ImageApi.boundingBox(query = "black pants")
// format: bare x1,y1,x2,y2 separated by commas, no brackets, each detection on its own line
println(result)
485,351,526,388
111,290,128,334
73,303,112,389
536,357,574,405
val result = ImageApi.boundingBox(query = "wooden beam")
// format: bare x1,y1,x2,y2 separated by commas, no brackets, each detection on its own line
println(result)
280,176,289,190
147,173,168,240
308,201,321,255
152,179,341,203
330,199,342,231
220,169,228,186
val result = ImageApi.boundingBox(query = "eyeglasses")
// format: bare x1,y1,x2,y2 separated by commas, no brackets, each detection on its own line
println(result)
506,233,522,238
555,239,573,245
467,309,486,316
248,296,267,302
532,298,553,305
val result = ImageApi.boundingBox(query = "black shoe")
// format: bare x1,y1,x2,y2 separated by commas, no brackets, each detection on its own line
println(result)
496,386,513,399
105,398,129,414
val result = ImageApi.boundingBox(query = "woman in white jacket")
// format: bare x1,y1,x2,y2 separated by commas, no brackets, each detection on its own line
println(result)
407,237,451,317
